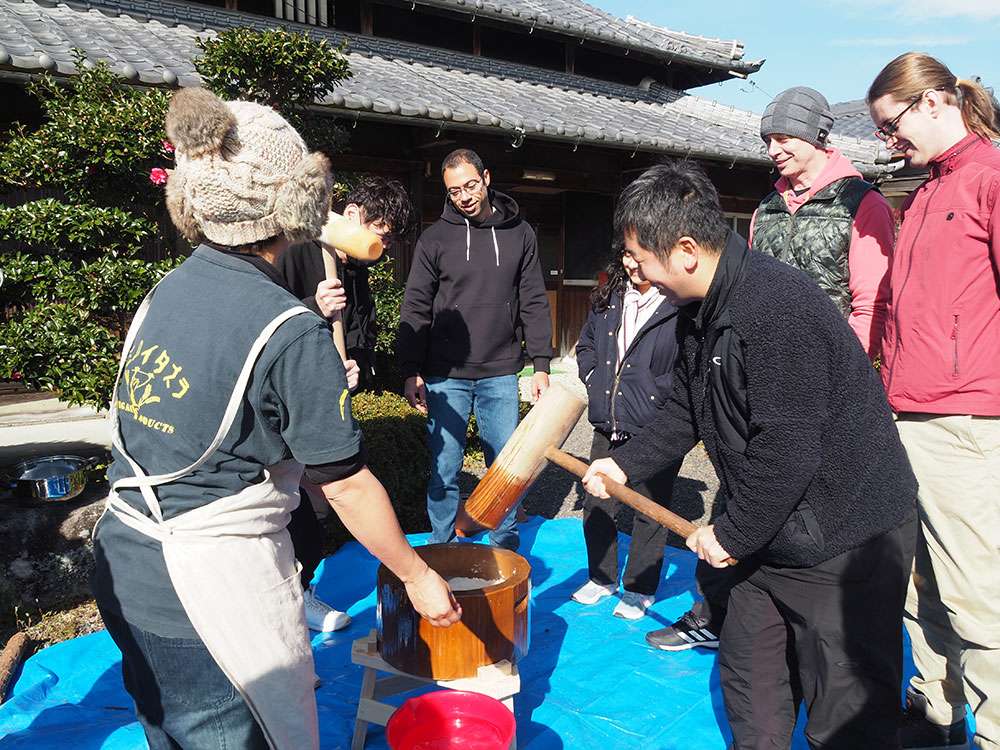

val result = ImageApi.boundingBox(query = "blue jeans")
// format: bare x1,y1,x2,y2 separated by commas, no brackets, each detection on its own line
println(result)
99,606,268,750
425,374,520,549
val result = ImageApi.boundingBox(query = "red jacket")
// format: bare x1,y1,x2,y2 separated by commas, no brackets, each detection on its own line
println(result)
881,134,1000,416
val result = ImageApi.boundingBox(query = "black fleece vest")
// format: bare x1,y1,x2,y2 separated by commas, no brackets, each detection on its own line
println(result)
751,177,875,316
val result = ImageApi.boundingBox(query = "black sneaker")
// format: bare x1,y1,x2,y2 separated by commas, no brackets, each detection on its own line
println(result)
645,609,720,651
900,693,967,749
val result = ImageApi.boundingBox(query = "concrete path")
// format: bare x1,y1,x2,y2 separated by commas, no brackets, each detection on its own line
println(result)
0,398,111,466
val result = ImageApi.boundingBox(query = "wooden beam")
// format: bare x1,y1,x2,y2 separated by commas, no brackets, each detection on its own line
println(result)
565,42,575,74
328,153,424,173
360,0,373,35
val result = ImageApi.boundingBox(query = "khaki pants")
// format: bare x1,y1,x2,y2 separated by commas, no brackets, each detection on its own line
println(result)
896,414,1000,750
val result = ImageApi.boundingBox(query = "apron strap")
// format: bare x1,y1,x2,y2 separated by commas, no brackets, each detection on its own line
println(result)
108,275,171,522
110,290,313,521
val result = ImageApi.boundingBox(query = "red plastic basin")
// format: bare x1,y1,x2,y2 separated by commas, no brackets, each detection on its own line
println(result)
386,690,516,750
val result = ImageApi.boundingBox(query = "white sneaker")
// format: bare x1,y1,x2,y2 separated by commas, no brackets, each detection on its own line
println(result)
613,591,655,620
571,579,617,605
303,587,352,632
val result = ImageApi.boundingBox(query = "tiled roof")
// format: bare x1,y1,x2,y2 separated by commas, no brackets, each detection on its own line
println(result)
408,0,762,74
831,99,877,141
0,0,892,174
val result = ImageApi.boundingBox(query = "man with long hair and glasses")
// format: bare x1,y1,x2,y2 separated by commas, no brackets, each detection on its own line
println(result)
868,52,1000,750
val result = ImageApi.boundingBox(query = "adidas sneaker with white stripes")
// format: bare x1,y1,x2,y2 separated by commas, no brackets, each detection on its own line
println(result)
645,609,720,651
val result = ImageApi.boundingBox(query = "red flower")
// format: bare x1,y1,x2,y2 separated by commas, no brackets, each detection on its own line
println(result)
162,139,175,154
149,167,168,186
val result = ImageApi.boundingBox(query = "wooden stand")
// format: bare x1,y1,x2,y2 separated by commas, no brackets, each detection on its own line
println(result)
350,630,519,750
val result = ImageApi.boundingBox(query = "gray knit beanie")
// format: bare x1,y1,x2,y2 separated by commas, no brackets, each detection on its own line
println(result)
760,87,834,147
164,88,332,247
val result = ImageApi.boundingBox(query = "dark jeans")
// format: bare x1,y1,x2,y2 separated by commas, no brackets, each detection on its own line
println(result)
99,606,268,750
719,518,917,750
288,489,324,590
582,430,683,595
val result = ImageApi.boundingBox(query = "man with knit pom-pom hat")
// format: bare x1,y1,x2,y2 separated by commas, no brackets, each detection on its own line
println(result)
91,88,460,750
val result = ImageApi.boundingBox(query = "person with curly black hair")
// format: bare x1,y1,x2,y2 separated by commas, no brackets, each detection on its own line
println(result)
276,175,415,633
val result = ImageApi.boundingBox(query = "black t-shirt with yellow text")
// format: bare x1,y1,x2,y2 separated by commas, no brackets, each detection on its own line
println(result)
93,246,361,638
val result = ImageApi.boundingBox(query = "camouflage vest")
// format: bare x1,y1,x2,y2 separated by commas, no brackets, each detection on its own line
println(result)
751,177,875,316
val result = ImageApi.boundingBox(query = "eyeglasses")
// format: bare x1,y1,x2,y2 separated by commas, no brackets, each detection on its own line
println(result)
446,178,484,198
873,92,926,142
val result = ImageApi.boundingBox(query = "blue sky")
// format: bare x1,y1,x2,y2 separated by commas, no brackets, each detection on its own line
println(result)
590,1,1000,114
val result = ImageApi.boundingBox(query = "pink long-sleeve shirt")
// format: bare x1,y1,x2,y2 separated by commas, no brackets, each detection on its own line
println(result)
749,148,895,358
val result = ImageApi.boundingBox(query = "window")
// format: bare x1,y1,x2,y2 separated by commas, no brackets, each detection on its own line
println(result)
725,212,753,243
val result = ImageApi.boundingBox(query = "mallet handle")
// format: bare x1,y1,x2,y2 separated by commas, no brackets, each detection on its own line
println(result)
0,632,30,704
544,446,737,566
320,248,348,361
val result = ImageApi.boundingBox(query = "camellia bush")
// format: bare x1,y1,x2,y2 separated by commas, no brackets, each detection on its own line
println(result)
1,31,354,408
0,53,177,407
194,27,351,156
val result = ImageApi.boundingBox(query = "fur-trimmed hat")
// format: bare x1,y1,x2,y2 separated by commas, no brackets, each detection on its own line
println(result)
164,88,332,247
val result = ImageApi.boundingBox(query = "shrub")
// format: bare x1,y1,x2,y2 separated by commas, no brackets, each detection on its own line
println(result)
0,33,355,408
346,391,530,534
194,27,350,156
351,391,431,532
0,54,178,408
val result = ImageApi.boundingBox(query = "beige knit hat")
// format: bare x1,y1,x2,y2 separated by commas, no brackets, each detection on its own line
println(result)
164,88,332,247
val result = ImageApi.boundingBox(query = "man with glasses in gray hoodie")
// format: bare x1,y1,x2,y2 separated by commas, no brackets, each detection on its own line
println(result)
398,148,552,551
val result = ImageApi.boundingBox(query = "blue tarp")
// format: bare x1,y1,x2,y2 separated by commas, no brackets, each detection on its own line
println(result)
0,517,931,749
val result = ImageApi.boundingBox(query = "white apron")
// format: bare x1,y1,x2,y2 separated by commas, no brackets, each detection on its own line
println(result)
101,282,320,750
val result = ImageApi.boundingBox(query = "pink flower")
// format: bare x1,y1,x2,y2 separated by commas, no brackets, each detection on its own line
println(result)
162,140,175,154
149,167,168,186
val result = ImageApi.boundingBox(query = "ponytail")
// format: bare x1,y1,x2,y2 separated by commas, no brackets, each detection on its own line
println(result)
956,78,1000,140
868,52,1000,141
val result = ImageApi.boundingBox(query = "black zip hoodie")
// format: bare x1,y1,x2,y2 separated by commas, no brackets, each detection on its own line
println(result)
397,189,553,379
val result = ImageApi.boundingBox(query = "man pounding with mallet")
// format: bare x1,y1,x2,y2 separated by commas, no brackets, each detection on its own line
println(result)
581,161,918,749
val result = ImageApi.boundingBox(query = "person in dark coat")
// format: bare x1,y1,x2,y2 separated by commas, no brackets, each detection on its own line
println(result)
576,251,739,645
276,176,414,632
583,161,917,750
277,176,414,391
572,250,682,620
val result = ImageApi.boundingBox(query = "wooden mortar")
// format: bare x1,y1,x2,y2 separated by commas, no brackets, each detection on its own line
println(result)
377,544,531,680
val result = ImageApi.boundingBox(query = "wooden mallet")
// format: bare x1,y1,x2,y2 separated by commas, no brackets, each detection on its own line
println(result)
317,211,384,360
456,383,737,565
0,632,30,705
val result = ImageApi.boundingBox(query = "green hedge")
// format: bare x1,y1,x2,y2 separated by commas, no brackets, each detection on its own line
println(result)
343,391,531,537
351,391,431,533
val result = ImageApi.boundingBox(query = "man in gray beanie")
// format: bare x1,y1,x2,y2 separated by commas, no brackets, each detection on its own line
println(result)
92,87,460,750
752,86,895,360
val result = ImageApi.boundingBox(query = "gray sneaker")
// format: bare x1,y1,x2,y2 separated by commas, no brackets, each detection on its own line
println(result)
613,591,655,620
571,579,617,605
303,586,352,632
645,609,720,651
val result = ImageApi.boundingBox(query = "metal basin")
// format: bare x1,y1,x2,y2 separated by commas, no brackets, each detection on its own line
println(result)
4,454,99,502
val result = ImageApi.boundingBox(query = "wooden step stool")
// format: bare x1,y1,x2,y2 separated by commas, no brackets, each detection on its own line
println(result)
350,629,519,750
